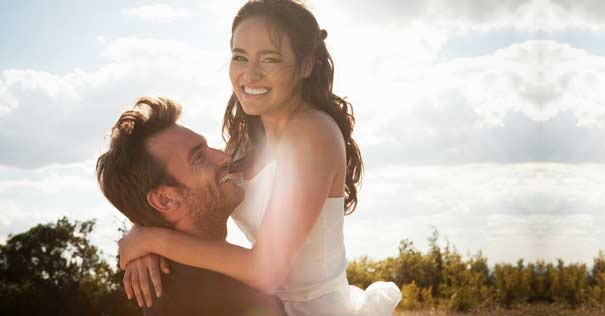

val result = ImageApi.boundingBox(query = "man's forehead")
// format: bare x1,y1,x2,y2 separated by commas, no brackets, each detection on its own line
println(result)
146,124,205,159
154,123,202,140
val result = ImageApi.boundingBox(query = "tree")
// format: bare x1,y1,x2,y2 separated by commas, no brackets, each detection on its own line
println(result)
426,227,443,298
589,251,605,306
492,260,531,307
0,217,136,316
347,256,381,289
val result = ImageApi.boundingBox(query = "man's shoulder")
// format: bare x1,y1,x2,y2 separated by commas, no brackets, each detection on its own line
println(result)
145,261,286,316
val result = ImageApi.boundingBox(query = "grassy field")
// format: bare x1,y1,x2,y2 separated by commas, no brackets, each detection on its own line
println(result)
395,304,605,316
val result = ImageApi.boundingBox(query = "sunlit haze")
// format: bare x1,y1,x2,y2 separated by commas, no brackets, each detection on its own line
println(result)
1,0,604,266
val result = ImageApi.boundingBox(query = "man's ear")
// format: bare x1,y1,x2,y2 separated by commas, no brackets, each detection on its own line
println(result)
301,56,314,79
147,186,182,214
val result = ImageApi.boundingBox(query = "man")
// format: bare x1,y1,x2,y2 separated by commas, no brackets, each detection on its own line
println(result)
96,96,286,316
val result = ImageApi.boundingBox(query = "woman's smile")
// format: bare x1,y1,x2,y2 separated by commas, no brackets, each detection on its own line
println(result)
242,86,271,96
229,16,305,117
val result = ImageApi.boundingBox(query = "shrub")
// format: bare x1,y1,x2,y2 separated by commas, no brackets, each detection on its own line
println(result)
400,281,422,310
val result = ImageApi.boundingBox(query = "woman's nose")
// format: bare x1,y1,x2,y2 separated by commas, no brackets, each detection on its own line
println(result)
244,62,263,81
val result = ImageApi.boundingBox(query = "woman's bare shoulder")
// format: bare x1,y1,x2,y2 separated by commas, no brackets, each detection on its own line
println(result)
278,108,345,161
285,109,341,139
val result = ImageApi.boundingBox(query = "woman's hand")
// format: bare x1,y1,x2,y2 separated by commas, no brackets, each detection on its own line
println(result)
123,254,171,308
118,225,152,269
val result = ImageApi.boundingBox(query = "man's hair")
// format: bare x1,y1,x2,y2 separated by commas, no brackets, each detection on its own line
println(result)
96,96,182,228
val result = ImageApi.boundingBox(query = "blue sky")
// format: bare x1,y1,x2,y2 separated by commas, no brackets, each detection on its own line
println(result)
0,1,227,73
1,0,605,266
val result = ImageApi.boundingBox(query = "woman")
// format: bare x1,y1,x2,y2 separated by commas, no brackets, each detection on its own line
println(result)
119,1,401,315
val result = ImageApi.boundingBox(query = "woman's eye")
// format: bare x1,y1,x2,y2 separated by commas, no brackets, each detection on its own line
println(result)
263,57,280,63
231,55,246,62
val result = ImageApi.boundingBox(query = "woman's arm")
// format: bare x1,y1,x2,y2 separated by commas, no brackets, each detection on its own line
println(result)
121,228,274,291
119,112,345,294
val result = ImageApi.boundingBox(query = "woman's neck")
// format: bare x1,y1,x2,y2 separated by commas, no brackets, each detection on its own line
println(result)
261,95,309,146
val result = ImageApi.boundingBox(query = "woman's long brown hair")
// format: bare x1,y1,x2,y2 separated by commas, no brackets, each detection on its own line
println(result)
222,0,363,214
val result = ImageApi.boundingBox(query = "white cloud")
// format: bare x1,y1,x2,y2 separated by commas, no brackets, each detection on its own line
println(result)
0,80,18,116
371,41,605,122
329,0,605,33
338,40,605,166
346,163,605,263
548,0,605,32
4,7,604,168
2,69,82,100
0,160,136,265
121,4,197,23
3,161,601,266
0,36,231,168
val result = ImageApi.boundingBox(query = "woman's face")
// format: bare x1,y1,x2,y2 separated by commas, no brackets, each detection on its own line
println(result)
229,16,306,117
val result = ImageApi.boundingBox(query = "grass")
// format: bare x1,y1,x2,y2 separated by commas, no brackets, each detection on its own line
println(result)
394,304,605,316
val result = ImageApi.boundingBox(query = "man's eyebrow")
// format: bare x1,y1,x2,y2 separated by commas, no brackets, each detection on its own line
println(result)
188,138,207,163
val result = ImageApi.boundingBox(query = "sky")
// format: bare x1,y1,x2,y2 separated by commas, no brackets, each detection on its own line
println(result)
1,0,605,267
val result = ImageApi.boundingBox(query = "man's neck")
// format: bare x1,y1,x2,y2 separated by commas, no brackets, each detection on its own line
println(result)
196,221,228,241
174,217,227,241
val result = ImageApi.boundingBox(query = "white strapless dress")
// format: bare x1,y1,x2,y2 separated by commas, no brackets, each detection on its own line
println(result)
231,161,402,316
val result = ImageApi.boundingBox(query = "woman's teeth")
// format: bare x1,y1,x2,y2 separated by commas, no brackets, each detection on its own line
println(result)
244,87,269,95
220,173,244,186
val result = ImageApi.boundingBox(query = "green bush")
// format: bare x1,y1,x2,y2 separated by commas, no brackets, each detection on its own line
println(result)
346,228,604,312
0,217,137,316
589,251,605,306
347,256,382,289
3,219,603,314
400,281,422,310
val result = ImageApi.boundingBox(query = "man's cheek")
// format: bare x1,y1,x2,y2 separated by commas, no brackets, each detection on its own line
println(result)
204,182,223,208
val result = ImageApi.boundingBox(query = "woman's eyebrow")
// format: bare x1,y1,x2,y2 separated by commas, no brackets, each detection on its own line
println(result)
232,48,281,56
259,49,281,55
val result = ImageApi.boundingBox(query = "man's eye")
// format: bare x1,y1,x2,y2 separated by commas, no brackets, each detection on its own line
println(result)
231,55,246,62
194,152,204,163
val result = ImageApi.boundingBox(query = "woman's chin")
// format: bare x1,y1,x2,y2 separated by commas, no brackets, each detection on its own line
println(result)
240,104,262,116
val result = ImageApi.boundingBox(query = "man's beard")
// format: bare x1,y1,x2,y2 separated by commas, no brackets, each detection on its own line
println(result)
180,182,234,230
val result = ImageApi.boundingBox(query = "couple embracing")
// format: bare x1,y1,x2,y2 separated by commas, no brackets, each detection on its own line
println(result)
97,1,401,315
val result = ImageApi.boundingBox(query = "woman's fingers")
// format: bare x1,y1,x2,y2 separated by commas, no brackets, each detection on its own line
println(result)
119,257,127,270
118,243,128,270
123,255,164,307
160,256,171,274
130,263,145,307
123,266,133,300
137,261,154,307
148,258,163,298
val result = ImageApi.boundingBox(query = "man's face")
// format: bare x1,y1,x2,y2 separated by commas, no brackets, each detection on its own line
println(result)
145,125,244,223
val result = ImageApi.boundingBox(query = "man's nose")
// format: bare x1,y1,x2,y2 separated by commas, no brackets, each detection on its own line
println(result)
212,148,231,168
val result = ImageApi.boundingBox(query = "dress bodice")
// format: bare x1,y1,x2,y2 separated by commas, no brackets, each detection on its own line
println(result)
230,161,349,302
